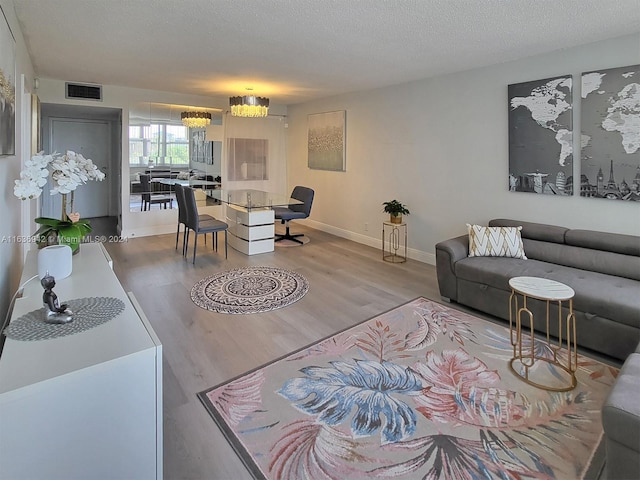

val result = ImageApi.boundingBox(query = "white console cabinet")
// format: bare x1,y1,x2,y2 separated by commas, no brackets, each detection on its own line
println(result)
0,244,162,480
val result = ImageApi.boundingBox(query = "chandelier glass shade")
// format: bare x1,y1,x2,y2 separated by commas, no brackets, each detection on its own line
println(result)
229,95,269,117
181,111,212,128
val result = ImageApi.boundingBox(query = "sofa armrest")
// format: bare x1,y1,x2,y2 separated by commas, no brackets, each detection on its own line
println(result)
602,353,640,480
435,235,469,301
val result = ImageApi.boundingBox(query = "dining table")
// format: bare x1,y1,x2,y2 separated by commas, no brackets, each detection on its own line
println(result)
204,188,302,211
156,178,221,189
204,189,303,255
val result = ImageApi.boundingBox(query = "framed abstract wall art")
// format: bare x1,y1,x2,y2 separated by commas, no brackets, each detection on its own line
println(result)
508,75,573,195
580,64,640,201
191,129,212,164
0,5,16,156
308,110,346,171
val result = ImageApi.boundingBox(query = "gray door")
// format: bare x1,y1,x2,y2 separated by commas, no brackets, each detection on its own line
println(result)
44,118,111,218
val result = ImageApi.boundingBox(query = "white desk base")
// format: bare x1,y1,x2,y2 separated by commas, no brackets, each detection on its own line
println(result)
226,205,275,255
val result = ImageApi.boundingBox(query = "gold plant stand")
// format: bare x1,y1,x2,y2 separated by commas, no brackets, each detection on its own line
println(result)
382,221,407,263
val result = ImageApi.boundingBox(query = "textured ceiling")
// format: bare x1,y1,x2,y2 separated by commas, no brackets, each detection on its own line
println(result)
12,0,640,105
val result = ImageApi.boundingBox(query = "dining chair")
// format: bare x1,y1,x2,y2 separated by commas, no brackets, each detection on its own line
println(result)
173,184,189,255
183,186,228,264
273,186,314,244
139,174,172,211
174,184,216,256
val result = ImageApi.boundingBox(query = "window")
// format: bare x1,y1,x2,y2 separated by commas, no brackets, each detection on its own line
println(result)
129,123,189,166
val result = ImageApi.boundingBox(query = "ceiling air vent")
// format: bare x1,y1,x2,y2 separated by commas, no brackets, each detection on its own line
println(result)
65,82,103,101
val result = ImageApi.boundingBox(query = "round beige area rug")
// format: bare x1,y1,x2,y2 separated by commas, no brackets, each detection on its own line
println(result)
191,266,309,314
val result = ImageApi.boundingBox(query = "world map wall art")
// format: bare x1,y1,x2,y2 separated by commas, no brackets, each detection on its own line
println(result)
581,64,640,201
508,65,640,202
508,75,573,195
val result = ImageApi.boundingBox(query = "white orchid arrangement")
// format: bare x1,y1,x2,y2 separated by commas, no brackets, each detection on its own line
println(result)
14,151,106,252
14,150,105,200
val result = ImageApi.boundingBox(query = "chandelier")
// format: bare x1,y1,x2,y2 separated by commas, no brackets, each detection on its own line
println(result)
181,111,212,128
229,95,269,118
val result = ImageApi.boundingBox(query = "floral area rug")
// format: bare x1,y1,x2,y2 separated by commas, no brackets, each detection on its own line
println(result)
191,266,309,314
198,297,617,479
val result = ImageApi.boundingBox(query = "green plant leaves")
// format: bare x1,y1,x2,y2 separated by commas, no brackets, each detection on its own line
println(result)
382,200,410,215
33,217,92,252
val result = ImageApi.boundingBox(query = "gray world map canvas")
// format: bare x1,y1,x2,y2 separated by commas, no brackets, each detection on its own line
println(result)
581,64,640,201
508,75,573,195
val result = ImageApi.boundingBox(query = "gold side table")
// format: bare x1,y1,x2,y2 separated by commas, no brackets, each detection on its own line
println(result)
382,221,407,263
508,276,577,392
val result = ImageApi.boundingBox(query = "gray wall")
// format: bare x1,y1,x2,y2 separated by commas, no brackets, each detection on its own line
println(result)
287,33,640,264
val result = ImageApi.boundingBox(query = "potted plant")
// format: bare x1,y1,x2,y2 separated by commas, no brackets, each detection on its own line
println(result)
382,200,410,224
14,151,105,253
33,216,93,252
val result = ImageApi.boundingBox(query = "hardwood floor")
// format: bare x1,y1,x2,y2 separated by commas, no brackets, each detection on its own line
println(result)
104,223,616,480
104,224,439,479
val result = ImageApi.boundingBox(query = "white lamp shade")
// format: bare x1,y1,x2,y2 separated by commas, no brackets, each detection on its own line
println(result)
38,245,73,280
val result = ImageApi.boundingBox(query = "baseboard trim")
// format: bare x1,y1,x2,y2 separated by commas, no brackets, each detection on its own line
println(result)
304,219,435,266
122,217,436,266
122,224,175,239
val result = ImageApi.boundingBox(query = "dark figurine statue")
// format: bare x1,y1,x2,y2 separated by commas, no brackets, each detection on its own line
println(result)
41,274,73,324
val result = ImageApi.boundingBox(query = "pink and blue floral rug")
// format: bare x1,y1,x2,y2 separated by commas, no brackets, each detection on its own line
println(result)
198,297,617,479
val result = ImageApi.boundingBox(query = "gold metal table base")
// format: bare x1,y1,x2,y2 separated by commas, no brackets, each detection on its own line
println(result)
508,357,577,392
382,222,407,263
508,278,577,392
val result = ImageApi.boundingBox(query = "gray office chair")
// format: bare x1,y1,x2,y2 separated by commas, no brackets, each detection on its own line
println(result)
273,186,314,244
139,174,172,211
183,186,228,264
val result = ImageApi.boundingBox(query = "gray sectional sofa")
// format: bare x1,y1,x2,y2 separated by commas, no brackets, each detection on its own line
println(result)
602,342,640,480
435,218,640,479
435,218,640,361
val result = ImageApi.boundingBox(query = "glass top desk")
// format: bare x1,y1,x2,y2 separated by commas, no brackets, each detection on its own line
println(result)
205,188,303,211
203,189,303,255
157,178,221,188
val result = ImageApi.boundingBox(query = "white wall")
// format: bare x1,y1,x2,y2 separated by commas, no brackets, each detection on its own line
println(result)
287,33,640,264
0,0,35,323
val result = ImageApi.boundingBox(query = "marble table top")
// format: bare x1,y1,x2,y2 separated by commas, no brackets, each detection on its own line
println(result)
509,276,575,301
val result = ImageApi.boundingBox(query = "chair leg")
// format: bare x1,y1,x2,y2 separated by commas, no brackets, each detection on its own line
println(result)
275,221,305,244
224,230,227,259
192,233,198,264
176,224,180,250
184,229,190,258
183,228,188,256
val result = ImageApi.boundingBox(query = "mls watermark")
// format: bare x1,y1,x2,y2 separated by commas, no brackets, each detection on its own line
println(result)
1,235,129,244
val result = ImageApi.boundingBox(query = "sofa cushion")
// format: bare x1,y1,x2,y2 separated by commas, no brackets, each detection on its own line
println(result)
522,239,640,282
489,219,568,244
602,353,640,451
566,229,640,257
455,257,640,329
467,224,527,259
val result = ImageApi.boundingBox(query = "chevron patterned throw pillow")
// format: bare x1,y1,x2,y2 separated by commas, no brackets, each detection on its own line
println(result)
467,224,527,259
